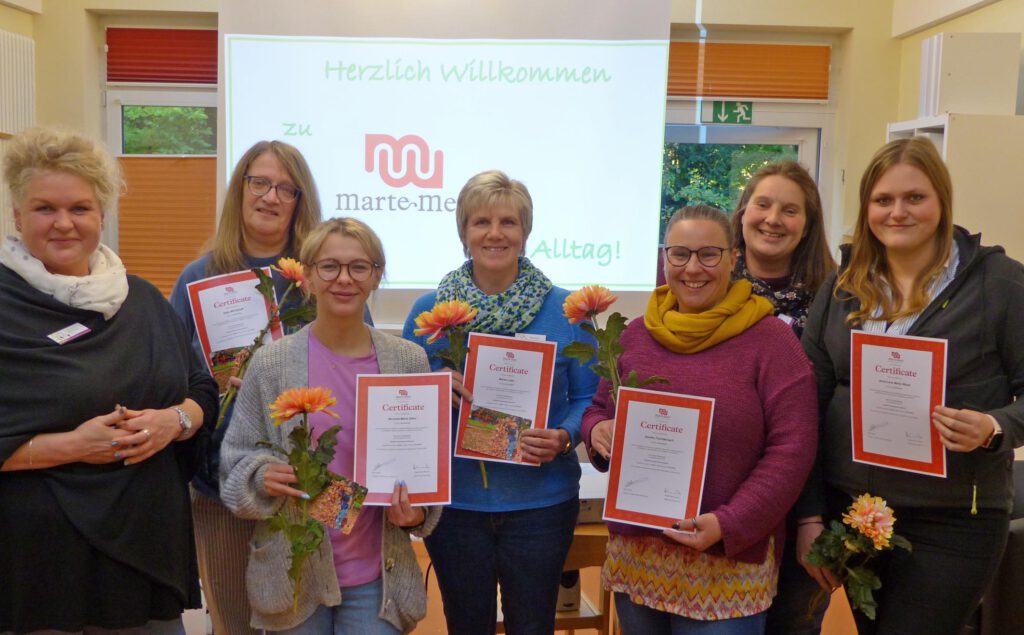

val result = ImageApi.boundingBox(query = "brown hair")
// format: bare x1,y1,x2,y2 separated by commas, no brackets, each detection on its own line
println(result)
732,160,836,291
837,137,954,325
665,204,733,246
207,140,321,275
455,170,533,257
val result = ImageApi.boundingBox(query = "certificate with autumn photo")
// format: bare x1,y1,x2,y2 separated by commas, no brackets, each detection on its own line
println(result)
455,333,557,465
186,268,282,392
851,331,948,477
604,387,714,531
354,373,452,506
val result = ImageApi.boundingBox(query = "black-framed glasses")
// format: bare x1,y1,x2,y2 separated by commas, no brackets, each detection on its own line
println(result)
663,245,728,268
244,175,301,203
311,258,379,282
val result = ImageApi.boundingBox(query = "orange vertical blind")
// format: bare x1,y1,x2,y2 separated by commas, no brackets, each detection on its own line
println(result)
667,42,830,100
118,157,216,296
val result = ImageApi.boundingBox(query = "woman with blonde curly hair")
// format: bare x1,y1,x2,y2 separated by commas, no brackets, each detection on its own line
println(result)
1,127,215,633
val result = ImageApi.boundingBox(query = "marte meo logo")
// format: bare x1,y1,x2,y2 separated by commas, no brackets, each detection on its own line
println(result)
658,408,668,416
505,351,515,360
891,351,902,361
365,134,443,188
398,389,409,397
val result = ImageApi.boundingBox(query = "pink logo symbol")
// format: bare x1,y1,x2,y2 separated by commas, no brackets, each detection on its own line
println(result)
658,408,668,416
505,351,515,360
225,286,235,293
364,134,443,188
891,351,902,361
398,389,409,397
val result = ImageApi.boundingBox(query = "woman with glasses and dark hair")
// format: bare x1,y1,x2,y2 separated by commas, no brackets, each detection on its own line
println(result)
798,138,1024,634
583,205,818,635
220,218,439,633
730,161,836,635
402,169,597,634
169,140,323,635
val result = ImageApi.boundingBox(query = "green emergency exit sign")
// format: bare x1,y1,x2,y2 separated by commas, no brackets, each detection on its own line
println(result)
701,101,753,125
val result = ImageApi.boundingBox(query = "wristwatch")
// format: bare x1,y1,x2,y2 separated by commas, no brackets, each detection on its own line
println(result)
173,406,193,439
560,430,574,455
982,415,1003,450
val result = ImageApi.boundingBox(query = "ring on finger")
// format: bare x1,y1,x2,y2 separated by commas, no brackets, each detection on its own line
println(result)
142,428,152,441
690,517,698,531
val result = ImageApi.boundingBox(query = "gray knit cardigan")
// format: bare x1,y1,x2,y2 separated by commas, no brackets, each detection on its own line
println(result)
220,326,442,632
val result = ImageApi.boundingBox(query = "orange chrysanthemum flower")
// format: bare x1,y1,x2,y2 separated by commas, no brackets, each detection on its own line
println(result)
843,493,896,550
562,285,618,324
413,300,479,344
269,387,340,426
274,257,306,287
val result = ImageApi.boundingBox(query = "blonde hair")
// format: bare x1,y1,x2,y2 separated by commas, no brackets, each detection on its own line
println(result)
838,137,954,325
299,217,386,290
3,126,122,218
455,170,533,257
732,160,836,291
207,141,321,275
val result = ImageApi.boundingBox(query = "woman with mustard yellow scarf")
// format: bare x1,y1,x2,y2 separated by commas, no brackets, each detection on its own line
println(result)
582,205,818,635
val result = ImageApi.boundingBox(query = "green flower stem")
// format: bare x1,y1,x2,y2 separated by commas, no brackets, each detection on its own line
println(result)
214,282,297,429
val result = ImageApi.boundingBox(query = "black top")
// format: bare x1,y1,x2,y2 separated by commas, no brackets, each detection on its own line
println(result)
0,265,217,633
798,227,1024,516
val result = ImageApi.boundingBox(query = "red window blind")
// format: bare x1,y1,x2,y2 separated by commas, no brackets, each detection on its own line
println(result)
106,28,217,84
668,42,830,100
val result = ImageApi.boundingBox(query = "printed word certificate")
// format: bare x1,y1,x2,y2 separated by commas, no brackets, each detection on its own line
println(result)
455,333,556,465
355,373,452,506
604,387,714,530
851,331,948,477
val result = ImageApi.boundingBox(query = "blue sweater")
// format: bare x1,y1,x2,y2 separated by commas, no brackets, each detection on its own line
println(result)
403,286,598,512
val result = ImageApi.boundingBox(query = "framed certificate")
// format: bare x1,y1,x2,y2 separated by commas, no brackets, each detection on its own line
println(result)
354,373,452,506
603,387,714,530
186,268,282,392
454,333,557,465
851,331,948,477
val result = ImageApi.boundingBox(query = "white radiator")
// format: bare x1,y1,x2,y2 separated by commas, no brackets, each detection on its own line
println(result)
0,28,36,241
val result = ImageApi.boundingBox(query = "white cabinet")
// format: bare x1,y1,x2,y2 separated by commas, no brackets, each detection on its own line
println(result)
887,113,1024,261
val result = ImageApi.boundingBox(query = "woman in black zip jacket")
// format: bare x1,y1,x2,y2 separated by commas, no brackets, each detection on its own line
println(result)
796,137,1024,635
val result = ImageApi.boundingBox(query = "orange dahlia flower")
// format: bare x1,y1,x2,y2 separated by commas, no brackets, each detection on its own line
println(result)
273,257,306,287
413,300,479,344
843,493,896,550
270,386,340,426
562,285,618,324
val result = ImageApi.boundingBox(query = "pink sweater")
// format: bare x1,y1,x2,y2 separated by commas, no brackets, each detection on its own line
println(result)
582,316,817,564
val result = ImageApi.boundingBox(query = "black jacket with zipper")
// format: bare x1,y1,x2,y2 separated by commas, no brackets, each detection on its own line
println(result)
797,226,1024,516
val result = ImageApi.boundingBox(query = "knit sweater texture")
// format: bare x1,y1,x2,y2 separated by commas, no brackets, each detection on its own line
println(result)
582,315,818,564
219,326,441,632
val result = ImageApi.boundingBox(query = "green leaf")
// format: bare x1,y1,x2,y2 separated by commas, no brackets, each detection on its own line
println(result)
890,534,912,552
563,341,597,365
253,267,276,302
636,374,669,387
280,303,316,327
578,321,598,338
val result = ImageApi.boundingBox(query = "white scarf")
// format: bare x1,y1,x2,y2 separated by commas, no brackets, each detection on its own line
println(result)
0,235,129,320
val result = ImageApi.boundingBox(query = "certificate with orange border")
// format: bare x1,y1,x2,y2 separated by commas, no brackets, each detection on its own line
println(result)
354,373,452,506
604,387,714,531
851,332,947,477
454,333,557,466
186,268,282,391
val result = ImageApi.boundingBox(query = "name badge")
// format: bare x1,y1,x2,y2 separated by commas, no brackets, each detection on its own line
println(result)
48,322,91,345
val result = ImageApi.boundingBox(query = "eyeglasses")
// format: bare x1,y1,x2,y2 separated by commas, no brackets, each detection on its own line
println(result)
244,176,301,203
311,258,379,282
663,245,728,268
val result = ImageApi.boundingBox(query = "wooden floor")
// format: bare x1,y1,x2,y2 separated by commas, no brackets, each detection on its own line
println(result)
410,542,859,635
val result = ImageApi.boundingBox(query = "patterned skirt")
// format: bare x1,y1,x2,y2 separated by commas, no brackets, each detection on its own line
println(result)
603,533,778,620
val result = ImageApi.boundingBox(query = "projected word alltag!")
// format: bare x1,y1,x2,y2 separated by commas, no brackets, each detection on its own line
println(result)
365,133,444,188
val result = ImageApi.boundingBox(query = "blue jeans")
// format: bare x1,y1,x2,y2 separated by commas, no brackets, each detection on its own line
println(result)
615,595,766,635
424,497,579,635
275,578,398,635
